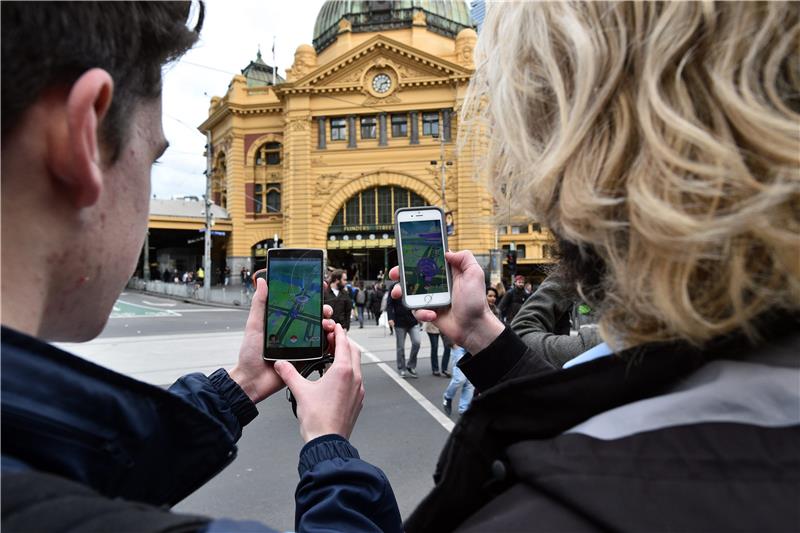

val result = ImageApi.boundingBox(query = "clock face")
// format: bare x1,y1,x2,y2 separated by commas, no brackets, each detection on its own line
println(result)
372,73,392,94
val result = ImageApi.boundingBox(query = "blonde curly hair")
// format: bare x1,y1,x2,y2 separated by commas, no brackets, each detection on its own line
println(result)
464,1,800,348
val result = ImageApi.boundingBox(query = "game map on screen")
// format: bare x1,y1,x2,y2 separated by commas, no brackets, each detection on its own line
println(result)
399,219,448,296
266,258,322,348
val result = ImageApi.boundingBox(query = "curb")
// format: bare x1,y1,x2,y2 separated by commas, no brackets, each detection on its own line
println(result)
128,288,253,311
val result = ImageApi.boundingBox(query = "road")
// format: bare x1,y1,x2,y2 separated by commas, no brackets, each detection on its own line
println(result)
56,291,465,530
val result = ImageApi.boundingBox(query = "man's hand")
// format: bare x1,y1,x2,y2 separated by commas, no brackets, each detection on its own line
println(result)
230,276,337,403
388,319,395,328
390,250,504,354
274,324,364,443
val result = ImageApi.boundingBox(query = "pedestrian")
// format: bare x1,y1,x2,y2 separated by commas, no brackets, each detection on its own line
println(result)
240,266,246,285
498,274,528,323
354,281,366,328
0,3,401,531
422,321,442,376
365,284,376,321
224,265,231,286
379,287,392,334
386,289,420,378
494,280,506,301
372,283,385,325
324,269,352,331
441,344,473,416
196,265,204,285
162,268,171,283
486,286,501,319
392,2,800,531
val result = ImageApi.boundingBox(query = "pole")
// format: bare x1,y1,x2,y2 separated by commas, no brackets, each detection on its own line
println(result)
203,131,213,302
143,231,150,281
439,133,446,209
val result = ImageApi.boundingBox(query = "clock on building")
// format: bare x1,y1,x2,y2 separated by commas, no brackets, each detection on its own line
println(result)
372,73,392,94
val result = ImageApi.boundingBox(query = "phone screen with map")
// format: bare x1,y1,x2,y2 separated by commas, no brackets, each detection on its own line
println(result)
263,248,324,361
395,207,452,309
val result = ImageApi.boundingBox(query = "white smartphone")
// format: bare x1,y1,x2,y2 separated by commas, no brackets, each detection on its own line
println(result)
394,206,452,309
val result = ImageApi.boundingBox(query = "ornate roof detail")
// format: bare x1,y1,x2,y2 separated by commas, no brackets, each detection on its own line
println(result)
313,0,472,53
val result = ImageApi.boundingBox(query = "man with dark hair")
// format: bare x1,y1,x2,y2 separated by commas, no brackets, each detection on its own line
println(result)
325,269,353,331
1,3,400,532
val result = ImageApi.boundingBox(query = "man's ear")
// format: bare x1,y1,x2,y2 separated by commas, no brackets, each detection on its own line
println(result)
50,69,114,208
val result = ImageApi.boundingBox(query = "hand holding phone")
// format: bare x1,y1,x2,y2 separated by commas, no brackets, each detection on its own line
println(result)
394,207,452,309
274,324,364,442
390,250,504,355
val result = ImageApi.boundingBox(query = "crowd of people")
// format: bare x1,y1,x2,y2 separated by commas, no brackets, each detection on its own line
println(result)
2,2,797,533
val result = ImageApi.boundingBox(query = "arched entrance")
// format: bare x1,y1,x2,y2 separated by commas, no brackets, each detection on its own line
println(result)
251,237,282,271
327,185,426,282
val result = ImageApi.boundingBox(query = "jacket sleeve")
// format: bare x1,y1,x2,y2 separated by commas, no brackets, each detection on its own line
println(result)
168,369,258,442
386,294,396,321
509,277,603,368
295,435,402,533
459,326,555,392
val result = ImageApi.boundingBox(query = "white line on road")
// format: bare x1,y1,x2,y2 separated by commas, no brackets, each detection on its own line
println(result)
142,300,177,307
349,338,454,433
116,299,181,315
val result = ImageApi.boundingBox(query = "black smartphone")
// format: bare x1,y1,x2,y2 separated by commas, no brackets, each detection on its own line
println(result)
394,206,452,309
263,248,324,361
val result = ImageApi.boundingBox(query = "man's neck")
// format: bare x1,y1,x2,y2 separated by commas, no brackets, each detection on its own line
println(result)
1,253,48,338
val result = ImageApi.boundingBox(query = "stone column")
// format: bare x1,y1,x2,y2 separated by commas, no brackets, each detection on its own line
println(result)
379,112,387,146
347,115,357,149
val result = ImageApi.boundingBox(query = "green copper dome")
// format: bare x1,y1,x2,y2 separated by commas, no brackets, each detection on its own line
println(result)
313,0,472,53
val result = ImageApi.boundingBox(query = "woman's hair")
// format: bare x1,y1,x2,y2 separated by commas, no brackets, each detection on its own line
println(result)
464,2,799,348
487,287,499,298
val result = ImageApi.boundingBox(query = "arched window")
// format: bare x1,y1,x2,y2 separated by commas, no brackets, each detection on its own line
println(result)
330,186,426,229
255,142,281,165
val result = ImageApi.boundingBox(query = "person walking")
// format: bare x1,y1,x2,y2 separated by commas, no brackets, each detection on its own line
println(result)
354,281,366,328
422,321,442,376
386,289,420,378
324,269,352,331
441,344,473,416
498,274,529,323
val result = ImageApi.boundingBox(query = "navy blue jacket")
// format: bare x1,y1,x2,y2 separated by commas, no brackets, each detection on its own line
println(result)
1,326,401,532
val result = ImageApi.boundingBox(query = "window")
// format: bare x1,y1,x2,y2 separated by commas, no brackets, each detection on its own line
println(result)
332,209,343,227
532,223,542,233
330,117,346,141
517,245,526,259
345,195,359,225
360,116,377,139
391,114,408,137
511,225,526,234
377,187,392,224
422,112,439,136
394,188,409,210
362,188,376,225
255,142,281,165
410,192,425,207
266,183,281,213
501,244,510,253
498,226,508,235
543,244,555,258
254,184,263,214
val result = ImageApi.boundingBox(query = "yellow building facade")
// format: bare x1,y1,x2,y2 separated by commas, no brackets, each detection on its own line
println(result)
197,1,553,283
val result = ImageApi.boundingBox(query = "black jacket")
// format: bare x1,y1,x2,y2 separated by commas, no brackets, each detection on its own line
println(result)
386,291,418,329
497,287,528,323
325,286,352,330
405,316,800,532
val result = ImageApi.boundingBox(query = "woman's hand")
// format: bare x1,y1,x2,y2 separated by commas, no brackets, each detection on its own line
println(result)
390,250,504,354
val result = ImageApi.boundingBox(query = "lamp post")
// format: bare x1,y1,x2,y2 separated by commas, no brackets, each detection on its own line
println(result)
430,132,452,210
203,131,213,302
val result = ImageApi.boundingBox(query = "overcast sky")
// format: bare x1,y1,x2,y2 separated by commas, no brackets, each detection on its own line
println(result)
153,0,326,199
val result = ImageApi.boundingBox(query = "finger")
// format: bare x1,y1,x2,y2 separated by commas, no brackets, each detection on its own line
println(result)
445,250,479,273
323,304,333,319
326,331,336,354
273,360,304,397
389,266,400,281
413,309,438,322
322,318,336,332
350,339,362,381
323,281,329,292
244,277,267,335
391,284,403,300
331,324,352,369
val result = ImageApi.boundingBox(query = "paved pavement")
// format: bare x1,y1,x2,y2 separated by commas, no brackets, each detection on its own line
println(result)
56,290,468,529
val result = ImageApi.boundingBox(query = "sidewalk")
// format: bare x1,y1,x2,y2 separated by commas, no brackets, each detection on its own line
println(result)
127,278,253,309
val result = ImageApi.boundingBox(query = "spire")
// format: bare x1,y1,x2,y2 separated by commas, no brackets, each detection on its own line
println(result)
257,44,262,61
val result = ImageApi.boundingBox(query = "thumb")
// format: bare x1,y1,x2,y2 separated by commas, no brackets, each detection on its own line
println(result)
274,360,303,394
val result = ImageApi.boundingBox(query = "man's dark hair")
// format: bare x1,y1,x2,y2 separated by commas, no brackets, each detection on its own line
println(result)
329,269,345,284
1,1,204,160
